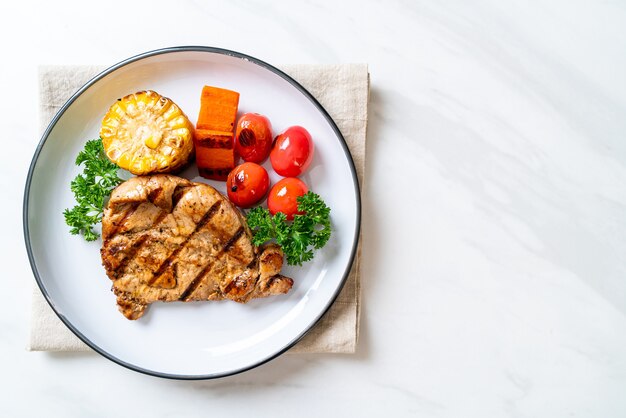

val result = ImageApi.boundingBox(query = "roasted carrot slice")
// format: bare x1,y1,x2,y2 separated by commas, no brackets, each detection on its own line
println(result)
196,86,240,132
194,85,240,181
194,129,236,181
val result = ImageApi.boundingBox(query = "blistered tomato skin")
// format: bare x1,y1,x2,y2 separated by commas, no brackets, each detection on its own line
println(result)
227,162,270,208
270,126,314,177
267,177,309,220
235,113,273,163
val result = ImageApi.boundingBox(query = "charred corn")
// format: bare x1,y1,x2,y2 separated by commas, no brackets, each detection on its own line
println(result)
100,90,194,175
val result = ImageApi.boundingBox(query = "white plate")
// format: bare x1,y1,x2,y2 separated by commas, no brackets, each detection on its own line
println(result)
23,47,360,379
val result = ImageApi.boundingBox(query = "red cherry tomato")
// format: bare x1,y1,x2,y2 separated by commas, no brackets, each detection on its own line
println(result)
270,126,314,177
227,162,270,208
235,113,273,163
267,177,308,220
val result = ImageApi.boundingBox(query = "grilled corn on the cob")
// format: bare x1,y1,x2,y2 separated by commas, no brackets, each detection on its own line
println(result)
100,90,194,175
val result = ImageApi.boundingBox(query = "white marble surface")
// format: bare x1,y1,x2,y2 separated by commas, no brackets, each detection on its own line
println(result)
2,0,626,416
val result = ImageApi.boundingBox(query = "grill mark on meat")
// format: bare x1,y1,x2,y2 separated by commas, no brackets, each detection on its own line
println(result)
178,226,245,301
151,209,169,229
107,202,139,238
148,199,222,286
113,234,150,278
147,187,162,203
222,227,244,253
108,209,168,277
101,175,293,319
179,261,214,301
171,184,192,208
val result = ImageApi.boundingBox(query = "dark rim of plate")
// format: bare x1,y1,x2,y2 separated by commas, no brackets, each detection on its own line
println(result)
22,46,362,380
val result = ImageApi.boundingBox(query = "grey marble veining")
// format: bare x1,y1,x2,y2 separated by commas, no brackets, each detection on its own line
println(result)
2,0,626,416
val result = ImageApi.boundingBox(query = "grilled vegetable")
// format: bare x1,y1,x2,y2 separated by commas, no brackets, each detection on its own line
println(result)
100,90,194,175
267,177,308,220
194,129,236,180
196,86,240,132
270,126,314,177
194,86,240,181
235,113,273,163
227,162,270,208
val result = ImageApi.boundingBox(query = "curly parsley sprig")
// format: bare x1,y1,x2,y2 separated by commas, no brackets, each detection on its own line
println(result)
246,192,332,266
63,138,123,241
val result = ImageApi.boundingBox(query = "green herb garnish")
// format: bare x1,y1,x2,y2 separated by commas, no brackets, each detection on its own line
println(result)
63,138,123,241
246,192,332,266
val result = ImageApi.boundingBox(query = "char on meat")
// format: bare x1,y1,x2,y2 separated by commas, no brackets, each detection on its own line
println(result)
100,174,293,319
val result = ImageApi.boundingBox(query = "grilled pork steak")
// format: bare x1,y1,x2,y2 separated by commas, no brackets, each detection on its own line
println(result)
100,174,293,320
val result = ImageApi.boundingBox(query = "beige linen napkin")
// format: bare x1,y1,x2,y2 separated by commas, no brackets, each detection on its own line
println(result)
29,63,368,354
